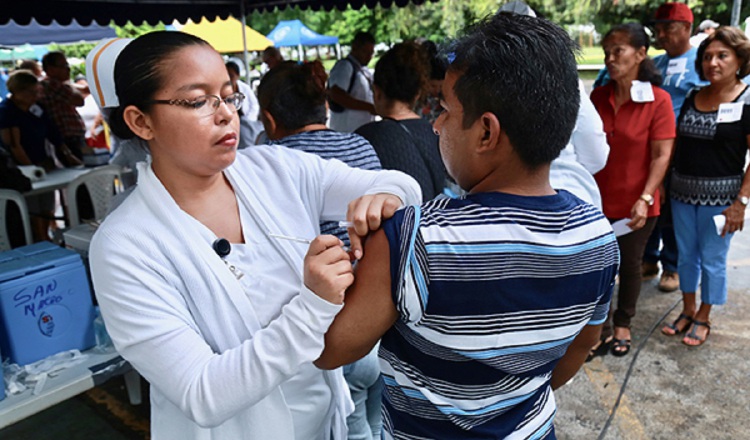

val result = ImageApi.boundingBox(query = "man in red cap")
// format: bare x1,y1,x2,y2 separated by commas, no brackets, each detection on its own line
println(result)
642,2,707,292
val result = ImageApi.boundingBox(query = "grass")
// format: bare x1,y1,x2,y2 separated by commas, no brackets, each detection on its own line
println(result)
577,45,666,65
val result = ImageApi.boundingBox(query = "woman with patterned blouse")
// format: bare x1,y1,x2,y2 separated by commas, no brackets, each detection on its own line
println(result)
662,27,750,346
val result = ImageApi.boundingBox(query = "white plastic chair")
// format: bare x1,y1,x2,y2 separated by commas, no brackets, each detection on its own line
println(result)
65,165,124,227
0,189,33,251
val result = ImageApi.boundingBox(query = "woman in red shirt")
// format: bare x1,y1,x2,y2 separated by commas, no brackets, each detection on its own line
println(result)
590,23,676,357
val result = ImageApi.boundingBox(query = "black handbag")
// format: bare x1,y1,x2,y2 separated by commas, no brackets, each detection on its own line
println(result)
0,144,32,192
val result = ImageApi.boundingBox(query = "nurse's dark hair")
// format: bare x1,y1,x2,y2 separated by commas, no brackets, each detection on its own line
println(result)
446,12,580,168
603,23,662,86
696,26,750,81
108,31,211,139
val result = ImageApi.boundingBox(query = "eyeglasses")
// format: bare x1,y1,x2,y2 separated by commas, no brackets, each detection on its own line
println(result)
148,92,245,117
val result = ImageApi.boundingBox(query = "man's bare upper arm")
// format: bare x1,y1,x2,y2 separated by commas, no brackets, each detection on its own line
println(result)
315,228,398,369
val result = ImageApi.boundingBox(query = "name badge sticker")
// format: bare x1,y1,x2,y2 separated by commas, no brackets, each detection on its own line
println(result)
717,103,743,123
666,58,687,75
630,81,655,103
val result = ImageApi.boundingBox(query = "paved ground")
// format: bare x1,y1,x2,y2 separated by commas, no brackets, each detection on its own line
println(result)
555,228,750,440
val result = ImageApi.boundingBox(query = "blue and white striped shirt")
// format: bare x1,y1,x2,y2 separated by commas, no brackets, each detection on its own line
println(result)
380,190,619,439
268,129,381,244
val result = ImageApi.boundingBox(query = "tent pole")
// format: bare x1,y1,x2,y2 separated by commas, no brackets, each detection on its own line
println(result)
240,0,250,81
298,43,304,62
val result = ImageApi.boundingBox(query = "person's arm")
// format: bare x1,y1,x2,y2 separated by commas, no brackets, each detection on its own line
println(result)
1,126,32,165
721,135,750,236
571,80,609,174
90,227,345,428
315,228,398,369
628,137,674,230
311,151,421,258
550,324,602,390
328,85,376,114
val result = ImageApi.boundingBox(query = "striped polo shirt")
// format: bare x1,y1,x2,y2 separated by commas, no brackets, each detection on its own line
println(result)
268,129,381,244
380,190,619,439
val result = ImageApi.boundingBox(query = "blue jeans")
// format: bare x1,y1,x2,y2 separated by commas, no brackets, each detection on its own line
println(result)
343,343,383,440
643,223,679,272
671,199,733,305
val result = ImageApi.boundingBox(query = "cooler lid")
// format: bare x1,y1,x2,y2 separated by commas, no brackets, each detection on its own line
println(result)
0,242,82,282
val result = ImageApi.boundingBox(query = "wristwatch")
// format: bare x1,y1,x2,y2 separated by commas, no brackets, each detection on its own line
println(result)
639,194,654,206
739,195,750,206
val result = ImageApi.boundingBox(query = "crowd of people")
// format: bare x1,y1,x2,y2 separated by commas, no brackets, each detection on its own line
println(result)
1,1,746,438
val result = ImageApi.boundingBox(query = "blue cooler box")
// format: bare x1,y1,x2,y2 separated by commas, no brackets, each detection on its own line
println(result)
0,344,4,401
0,242,96,366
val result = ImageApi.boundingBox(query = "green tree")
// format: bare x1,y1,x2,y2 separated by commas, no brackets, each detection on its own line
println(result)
114,21,166,38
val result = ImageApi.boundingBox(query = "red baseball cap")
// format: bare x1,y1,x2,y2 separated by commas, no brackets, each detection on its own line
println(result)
653,2,694,23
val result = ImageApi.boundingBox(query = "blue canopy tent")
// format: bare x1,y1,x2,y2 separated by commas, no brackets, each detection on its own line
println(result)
0,44,49,62
266,19,339,61
0,19,116,46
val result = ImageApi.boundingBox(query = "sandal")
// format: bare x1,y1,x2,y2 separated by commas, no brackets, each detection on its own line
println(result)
611,338,631,357
662,313,694,336
682,320,711,347
586,336,614,362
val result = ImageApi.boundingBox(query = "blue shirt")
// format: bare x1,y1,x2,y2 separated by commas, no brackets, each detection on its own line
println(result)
654,47,707,121
0,99,62,165
380,191,619,439
0,72,8,102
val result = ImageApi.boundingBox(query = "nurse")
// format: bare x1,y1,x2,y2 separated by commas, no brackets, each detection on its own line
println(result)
86,31,420,439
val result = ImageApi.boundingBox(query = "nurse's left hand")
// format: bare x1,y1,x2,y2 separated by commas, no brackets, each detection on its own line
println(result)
346,193,402,260
304,235,354,305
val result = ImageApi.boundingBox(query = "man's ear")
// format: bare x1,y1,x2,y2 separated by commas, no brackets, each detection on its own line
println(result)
260,109,277,139
123,105,154,140
477,112,501,152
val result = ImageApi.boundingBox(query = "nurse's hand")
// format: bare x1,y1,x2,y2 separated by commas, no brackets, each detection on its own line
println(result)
346,193,402,260
304,235,354,305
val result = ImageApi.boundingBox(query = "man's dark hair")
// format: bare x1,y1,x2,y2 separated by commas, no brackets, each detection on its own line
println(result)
257,61,327,131
41,51,66,70
225,61,241,76
447,13,580,168
351,31,375,48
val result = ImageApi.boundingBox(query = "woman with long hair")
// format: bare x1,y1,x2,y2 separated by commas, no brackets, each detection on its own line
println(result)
355,42,447,201
589,23,676,358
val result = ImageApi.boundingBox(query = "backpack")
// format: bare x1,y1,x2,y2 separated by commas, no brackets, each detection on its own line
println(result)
327,58,358,113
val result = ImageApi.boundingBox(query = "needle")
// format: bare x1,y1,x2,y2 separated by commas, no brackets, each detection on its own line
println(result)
268,234,311,244
268,233,351,252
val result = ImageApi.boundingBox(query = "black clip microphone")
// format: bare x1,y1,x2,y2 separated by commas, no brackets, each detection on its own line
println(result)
212,238,243,280
212,238,231,259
